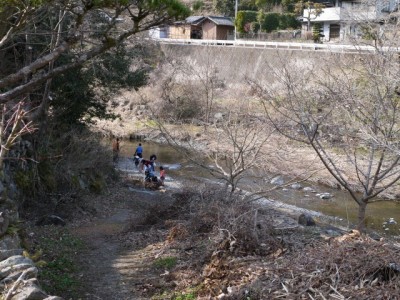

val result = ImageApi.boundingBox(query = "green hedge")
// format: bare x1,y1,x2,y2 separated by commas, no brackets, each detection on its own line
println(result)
263,12,280,32
278,13,299,29
236,10,300,33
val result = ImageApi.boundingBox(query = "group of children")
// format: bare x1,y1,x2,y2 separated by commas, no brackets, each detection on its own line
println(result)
133,143,166,186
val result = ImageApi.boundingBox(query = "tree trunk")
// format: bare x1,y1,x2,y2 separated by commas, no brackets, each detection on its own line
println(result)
357,201,367,232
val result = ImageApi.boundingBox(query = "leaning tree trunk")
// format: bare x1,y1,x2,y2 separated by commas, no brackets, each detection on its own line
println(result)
357,201,368,233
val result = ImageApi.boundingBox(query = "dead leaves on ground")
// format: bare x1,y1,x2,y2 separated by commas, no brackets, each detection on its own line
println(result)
192,231,400,299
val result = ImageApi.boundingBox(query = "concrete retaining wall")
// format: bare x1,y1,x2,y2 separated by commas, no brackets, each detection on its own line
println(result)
160,43,355,83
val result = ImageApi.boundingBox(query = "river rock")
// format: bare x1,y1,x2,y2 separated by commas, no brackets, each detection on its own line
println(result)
1,263,37,282
0,256,34,271
270,176,284,186
298,213,316,226
0,249,24,261
317,193,333,200
388,263,400,273
388,218,397,225
303,187,315,192
290,183,302,190
10,283,47,300
24,278,40,286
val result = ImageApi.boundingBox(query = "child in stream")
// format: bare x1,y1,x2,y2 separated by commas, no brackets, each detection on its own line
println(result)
134,143,143,158
112,137,120,163
141,159,158,183
159,166,166,186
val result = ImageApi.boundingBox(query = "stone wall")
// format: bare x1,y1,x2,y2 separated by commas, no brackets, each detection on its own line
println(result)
0,139,62,299
0,222,62,299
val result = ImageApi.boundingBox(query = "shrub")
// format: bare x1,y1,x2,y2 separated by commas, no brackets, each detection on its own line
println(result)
175,186,281,256
279,13,300,29
262,13,280,32
251,21,261,33
236,11,258,33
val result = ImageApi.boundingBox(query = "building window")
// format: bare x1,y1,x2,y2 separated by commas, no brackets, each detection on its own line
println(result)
330,24,340,39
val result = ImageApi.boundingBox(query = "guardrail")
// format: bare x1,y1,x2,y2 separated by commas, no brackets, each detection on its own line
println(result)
156,38,398,53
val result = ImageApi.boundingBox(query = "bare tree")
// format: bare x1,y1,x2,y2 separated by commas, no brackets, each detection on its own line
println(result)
156,52,220,124
253,45,400,231
0,103,36,176
157,107,273,199
149,57,274,196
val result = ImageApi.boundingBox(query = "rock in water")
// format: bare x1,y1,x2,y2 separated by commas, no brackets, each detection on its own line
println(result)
290,183,302,190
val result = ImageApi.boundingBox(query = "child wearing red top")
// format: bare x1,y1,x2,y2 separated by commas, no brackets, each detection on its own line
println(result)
159,166,166,185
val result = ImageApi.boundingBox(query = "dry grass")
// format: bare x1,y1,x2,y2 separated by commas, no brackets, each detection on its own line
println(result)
192,229,400,299
145,186,400,299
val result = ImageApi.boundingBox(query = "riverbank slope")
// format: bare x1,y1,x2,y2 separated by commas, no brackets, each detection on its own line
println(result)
24,166,400,299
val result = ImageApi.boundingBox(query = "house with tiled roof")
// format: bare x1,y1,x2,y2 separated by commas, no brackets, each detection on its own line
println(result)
166,16,234,40
201,16,235,40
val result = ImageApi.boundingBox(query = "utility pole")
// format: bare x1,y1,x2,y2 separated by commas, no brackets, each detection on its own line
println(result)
235,0,238,40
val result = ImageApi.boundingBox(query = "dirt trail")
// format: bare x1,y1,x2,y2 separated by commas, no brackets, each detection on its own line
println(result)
70,177,174,300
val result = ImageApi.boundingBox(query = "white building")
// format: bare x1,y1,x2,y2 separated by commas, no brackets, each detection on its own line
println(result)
302,0,399,41
148,26,169,39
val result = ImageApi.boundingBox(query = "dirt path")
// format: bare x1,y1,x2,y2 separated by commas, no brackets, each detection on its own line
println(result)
69,177,175,300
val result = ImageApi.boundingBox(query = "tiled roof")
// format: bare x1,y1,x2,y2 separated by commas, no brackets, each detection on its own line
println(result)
174,15,235,27
207,16,234,26
185,16,206,25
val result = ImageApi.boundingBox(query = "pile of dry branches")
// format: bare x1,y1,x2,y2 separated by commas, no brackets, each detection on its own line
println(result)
221,232,400,299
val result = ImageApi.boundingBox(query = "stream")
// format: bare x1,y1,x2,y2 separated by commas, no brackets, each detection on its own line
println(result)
117,140,400,238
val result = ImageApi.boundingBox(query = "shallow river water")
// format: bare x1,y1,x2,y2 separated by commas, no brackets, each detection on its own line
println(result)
118,140,400,237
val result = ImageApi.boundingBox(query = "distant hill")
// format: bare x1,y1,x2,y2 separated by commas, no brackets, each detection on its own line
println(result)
181,0,222,17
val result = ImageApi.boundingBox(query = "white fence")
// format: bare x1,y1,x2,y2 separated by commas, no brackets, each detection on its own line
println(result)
156,38,398,54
